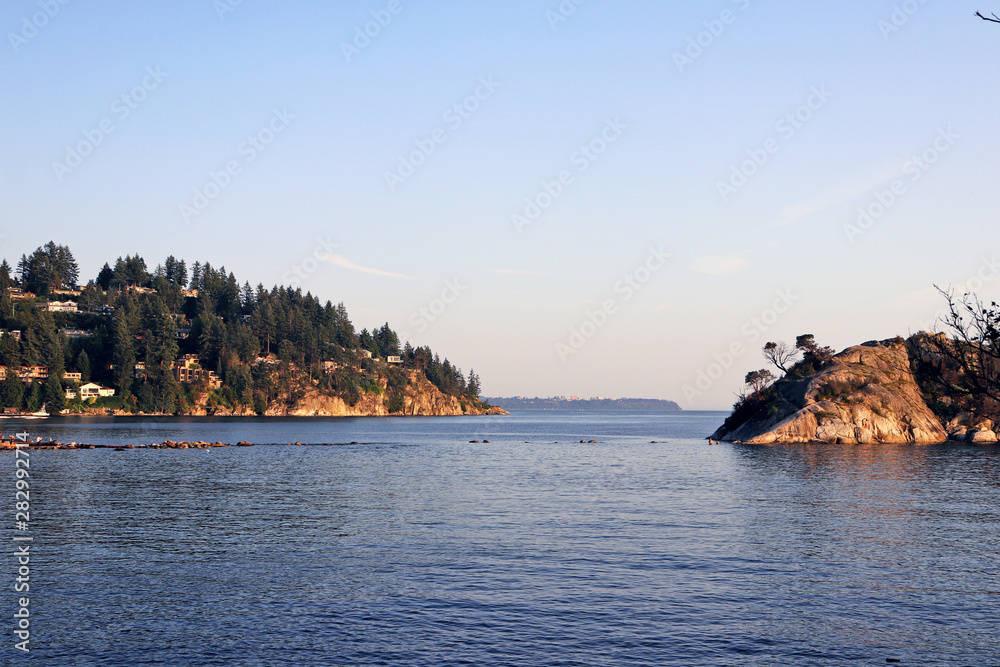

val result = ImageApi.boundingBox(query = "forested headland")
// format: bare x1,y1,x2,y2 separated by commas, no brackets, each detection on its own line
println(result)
0,241,499,417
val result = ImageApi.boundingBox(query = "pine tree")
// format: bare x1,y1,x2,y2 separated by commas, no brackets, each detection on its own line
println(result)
111,311,135,392
96,263,114,290
26,381,42,413
466,369,481,399
43,374,65,413
0,374,24,409
77,350,91,383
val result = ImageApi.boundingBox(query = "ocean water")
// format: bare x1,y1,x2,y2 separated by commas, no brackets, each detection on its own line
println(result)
3,411,998,665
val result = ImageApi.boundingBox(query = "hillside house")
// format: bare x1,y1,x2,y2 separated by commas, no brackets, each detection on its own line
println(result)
61,329,91,338
172,356,222,389
18,367,49,382
44,301,79,313
79,382,115,399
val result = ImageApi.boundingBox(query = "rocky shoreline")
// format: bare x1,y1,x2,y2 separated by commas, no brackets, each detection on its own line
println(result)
2,439,396,451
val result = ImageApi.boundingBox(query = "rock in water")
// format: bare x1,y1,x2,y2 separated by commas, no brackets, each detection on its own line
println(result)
712,337,948,444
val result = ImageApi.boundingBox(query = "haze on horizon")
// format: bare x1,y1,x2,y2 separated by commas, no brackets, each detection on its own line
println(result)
3,0,998,409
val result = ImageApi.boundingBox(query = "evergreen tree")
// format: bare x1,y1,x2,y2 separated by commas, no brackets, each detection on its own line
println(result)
17,242,80,294
0,260,14,291
25,381,42,413
77,350,91,383
111,311,135,391
43,374,65,413
96,263,114,290
466,369,481,398
0,374,24,409
0,335,20,370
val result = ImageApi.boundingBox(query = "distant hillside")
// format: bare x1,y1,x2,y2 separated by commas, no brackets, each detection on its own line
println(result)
486,397,681,412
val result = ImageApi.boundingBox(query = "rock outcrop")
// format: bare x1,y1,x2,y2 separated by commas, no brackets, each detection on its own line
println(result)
183,371,507,418
711,338,950,444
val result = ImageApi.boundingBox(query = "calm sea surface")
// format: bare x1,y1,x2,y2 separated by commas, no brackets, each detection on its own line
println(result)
2,411,998,666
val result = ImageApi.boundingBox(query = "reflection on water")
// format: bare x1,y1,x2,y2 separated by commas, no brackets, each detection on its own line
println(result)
7,412,998,665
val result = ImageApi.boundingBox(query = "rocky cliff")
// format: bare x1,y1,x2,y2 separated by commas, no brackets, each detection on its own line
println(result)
711,337,958,444
180,370,507,418
262,374,504,417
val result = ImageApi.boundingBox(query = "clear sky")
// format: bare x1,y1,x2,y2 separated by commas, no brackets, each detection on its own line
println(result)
2,0,999,409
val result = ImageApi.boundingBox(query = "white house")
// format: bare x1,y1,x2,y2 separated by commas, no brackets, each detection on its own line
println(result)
387,356,402,364
79,382,115,399
45,301,79,313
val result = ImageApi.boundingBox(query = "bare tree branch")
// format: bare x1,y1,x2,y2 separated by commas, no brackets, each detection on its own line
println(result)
976,11,1000,23
763,341,798,374
921,286,1000,419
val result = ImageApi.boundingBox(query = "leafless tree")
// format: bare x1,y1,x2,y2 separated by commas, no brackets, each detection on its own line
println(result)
977,10,1000,22
763,341,798,373
925,286,1000,408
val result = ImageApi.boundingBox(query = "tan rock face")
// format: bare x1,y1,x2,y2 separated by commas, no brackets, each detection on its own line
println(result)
968,428,998,443
714,338,948,444
187,371,508,418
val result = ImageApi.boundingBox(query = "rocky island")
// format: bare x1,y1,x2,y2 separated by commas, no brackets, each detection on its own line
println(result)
711,331,1000,445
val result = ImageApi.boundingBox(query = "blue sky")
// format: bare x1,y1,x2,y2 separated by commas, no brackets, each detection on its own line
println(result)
2,0,999,408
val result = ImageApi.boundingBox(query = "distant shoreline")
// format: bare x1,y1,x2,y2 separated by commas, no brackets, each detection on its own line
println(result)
485,397,681,412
